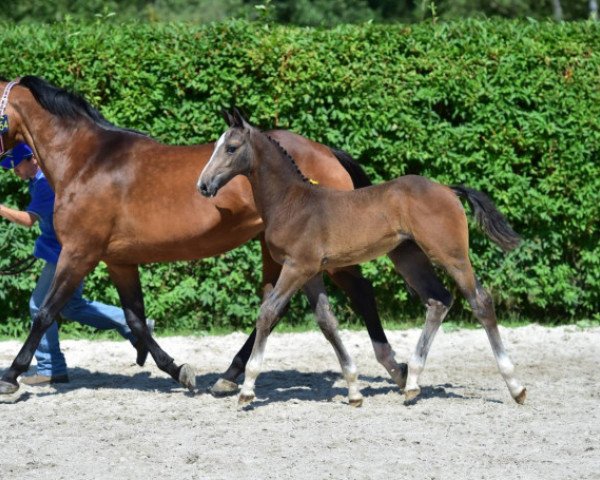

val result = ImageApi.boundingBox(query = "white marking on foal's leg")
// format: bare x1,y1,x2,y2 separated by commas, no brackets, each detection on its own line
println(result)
239,350,264,404
373,341,407,390
341,362,363,407
483,326,526,403
405,299,449,403
473,287,526,404
310,288,363,406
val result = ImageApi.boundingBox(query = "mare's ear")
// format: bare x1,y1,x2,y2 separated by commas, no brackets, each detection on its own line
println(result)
232,107,251,129
221,109,235,126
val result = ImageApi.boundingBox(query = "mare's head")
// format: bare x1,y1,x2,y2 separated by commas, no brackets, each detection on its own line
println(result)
197,108,256,198
0,77,25,155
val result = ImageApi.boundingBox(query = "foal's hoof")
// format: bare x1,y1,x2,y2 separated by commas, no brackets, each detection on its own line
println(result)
238,392,255,405
514,387,527,405
349,396,363,408
178,364,196,392
210,378,239,397
404,387,421,404
390,363,408,390
0,380,19,395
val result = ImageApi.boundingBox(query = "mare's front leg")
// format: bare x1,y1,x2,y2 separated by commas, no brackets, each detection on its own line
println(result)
238,264,312,405
303,275,363,406
107,264,195,391
0,251,97,394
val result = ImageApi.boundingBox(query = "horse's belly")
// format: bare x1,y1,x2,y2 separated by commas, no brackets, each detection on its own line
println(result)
325,233,407,268
103,215,263,264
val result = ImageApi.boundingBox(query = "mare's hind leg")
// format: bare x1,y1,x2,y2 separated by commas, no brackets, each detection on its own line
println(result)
327,265,406,390
0,250,97,394
107,264,195,391
388,241,453,403
239,264,312,405
448,263,526,404
303,275,363,406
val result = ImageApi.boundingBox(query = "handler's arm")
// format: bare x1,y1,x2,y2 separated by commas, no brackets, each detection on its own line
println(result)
0,204,38,228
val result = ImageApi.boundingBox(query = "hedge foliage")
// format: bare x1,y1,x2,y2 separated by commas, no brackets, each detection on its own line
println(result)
0,18,598,335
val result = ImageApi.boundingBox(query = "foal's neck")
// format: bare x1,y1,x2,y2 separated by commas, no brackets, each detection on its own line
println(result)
249,132,313,224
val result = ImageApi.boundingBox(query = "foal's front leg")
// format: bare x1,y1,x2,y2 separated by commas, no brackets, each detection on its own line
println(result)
303,275,363,406
239,264,311,405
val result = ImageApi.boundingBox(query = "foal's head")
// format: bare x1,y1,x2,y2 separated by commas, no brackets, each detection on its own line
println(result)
197,109,255,198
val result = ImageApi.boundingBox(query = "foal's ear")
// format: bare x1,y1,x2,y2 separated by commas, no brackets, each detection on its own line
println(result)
232,107,251,129
221,109,235,127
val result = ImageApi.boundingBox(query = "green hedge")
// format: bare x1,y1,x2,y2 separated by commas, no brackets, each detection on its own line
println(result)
0,18,598,335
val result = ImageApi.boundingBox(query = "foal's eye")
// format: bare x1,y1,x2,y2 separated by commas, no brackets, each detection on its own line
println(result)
226,145,237,154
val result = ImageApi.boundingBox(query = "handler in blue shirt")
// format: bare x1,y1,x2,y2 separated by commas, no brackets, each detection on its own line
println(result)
0,142,151,386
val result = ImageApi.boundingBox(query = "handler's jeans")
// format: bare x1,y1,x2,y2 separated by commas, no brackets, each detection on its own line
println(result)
29,261,136,377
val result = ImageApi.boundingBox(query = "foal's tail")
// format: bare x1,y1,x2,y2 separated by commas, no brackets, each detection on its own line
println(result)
451,185,521,251
329,147,372,189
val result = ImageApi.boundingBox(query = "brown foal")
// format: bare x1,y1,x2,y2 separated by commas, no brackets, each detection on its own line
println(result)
0,76,408,395
198,110,526,406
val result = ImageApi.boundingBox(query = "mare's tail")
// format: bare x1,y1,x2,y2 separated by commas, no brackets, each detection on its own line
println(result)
451,185,521,251
329,147,372,189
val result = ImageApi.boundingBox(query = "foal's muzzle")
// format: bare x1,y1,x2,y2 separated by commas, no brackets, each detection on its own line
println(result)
197,181,211,198
197,177,219,198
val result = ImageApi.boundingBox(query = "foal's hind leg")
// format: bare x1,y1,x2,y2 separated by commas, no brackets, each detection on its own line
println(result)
449,264,526,404
107,264,195,391
328,265,406,390
304,275,363,406
388,241,453,403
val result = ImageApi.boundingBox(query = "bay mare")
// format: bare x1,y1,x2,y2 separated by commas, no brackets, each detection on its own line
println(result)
198,110,526,406
0,76,409,396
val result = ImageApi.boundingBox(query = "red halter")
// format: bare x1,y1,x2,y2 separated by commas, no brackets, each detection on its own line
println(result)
0,80,18,156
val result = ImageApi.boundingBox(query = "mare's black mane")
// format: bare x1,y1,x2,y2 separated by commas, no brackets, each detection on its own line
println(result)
18,76,147,136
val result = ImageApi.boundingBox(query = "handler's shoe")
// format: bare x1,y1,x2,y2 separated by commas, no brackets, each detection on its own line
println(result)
20,373,69,386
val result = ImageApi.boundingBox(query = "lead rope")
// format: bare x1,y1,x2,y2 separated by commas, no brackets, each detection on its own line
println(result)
0,80,18,156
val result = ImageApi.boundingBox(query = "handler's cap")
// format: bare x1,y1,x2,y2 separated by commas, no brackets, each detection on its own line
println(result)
0,142,33,170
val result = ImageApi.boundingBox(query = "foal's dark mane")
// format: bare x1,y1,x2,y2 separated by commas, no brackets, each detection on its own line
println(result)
18,76,147,137
264,133,310,184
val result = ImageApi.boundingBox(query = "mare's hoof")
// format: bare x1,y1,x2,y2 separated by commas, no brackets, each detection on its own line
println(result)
404,387,421,405
238,392,255,405
390,363,408,390
349,397,363,408
0,380,19,395
178,364,196,392
135,344,149,367
210,378,239,397
514,387,527,405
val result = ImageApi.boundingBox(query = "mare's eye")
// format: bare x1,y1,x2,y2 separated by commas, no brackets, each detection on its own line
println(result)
226,145,237,154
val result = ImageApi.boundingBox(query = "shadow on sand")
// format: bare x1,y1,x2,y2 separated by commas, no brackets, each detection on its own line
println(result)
0,366,502,406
